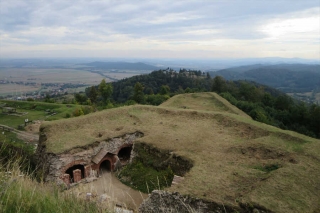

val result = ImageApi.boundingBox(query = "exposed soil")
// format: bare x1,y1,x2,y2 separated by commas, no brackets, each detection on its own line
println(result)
70,172,148,211
214,115,270,139
274,132,308,144
25,120,42,134
238,146,297,163
15,131,38,144
227,144,298,163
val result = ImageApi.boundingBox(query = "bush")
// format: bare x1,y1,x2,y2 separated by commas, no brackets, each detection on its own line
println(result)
81,106,93,115
117,160,174,193
249,107,270,123
220,92,238,105
124,100,136,106
73,108,84,117
146,94,170,106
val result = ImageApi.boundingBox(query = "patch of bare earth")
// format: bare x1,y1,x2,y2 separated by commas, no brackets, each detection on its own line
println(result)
68,171,148,211
25,120,42,134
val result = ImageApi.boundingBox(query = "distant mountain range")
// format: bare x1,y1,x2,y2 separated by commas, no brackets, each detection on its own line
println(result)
1,57,318,70
209,64,320,93
81,61,158,70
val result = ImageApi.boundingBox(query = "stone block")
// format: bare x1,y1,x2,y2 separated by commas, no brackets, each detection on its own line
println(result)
85,165,91,178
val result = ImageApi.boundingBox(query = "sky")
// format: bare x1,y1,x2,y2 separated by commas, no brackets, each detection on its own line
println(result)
0,0,319,59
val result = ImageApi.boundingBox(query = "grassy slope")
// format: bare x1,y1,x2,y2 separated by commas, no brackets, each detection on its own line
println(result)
40,92,320,213
0,166,105,213
0,100,79,128
160,92,251,118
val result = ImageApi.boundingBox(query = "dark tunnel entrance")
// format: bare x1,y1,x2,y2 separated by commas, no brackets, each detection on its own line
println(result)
65,164,85,183
118,146,132,164
100,160,111,174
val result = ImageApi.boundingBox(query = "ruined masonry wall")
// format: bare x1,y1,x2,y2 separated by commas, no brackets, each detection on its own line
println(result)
37,132,143,183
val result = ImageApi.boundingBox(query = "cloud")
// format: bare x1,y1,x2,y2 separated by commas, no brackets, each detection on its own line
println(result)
259,7,320,43
0,0,319,58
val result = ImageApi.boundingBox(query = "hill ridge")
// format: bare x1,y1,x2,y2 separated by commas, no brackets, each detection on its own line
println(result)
39,92,320,213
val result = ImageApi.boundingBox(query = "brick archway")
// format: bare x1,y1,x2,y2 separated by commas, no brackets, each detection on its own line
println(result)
61,160,87,175
94,154,117,175
65,164,85,183
60,160,87,184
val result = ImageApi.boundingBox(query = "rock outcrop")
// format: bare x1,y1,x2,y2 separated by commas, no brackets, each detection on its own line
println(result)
139,190,272,213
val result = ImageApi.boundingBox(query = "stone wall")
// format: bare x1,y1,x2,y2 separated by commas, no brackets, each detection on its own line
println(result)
35,131,143,184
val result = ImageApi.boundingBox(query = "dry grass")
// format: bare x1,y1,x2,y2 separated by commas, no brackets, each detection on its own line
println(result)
68,172,148,211
0,156,106,213
161,92,250,118
40,92,320,213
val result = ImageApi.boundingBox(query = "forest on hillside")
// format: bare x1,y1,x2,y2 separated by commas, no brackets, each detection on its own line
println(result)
75,69,320,139
209,64,320,94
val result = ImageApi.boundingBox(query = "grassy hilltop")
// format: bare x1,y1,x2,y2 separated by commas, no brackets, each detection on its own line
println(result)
39,92,320,212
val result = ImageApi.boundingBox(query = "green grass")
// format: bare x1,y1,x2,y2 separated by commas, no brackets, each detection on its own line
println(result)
0,131,34,154
0,180,102,213
0,165,106,213
117,160,174,193
0,100,81,129
254,164,281,173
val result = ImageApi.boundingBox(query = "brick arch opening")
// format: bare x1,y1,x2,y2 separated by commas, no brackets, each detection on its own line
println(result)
65,164,85,183
99,160,111,174
118,145,132,164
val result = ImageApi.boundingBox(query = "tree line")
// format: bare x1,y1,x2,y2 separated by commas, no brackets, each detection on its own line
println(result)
211,76,320,138
72,69,319,139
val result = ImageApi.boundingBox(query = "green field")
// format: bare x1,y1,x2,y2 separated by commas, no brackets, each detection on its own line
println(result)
0,100,80,129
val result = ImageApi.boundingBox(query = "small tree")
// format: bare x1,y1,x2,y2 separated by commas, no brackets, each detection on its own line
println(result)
159,85,170,95
88,86,98,103
211,76,227,94
133,82,145,104
73,108,84,117
185,87,191,93
74,93,87,104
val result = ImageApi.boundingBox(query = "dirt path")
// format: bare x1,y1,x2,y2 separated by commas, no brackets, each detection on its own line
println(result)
15,130,38,143
70,172,148,211
0,124,39,143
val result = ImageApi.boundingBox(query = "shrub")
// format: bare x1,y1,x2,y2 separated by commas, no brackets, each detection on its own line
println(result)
73,108,84,117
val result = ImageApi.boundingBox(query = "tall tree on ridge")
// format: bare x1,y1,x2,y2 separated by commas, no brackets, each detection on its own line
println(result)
133,82,145,104
99,79,113,104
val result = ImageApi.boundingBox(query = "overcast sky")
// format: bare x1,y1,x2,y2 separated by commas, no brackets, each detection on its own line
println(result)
0,0,319,59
